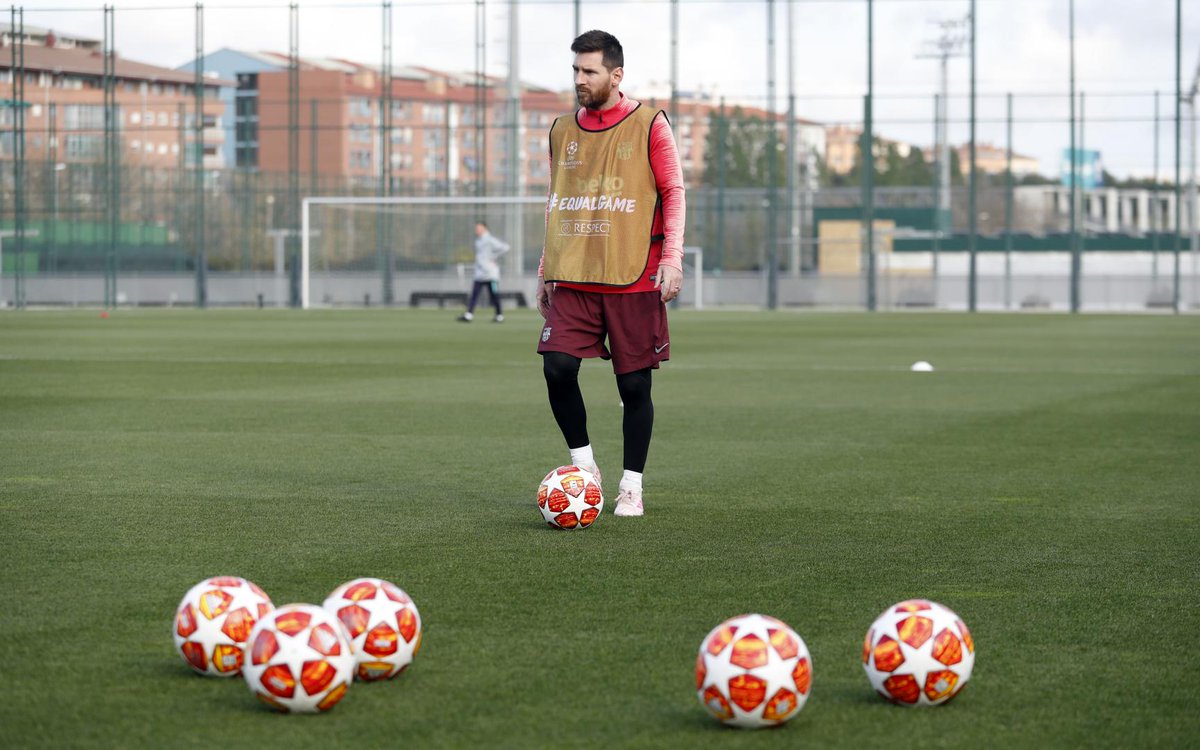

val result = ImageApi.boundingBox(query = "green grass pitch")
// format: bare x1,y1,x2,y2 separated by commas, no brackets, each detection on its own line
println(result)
1,308,1197,749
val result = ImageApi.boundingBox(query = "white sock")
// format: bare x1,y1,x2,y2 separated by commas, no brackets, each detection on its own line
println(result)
569,445,595,469
620,470,643,492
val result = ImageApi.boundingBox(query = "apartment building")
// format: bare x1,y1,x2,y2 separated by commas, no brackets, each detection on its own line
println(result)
0,25,230,169
957,142,1040,177
184,48,573,191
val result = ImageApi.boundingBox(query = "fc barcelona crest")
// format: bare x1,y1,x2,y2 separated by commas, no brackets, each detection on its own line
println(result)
616,141,634,160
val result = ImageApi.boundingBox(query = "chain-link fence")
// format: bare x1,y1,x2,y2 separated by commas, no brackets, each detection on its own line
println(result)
0,0,1196,310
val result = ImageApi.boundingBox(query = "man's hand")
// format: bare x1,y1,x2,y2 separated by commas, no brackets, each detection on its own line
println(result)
658,265,683,303
535,277,554,318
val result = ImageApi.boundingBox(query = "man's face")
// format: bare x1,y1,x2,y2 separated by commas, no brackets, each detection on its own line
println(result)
475,223,486,237
573,51,621,109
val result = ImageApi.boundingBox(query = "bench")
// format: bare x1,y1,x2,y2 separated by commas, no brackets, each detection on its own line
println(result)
410,291,528,308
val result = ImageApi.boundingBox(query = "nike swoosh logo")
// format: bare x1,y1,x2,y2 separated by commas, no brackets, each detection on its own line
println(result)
654,342,669,354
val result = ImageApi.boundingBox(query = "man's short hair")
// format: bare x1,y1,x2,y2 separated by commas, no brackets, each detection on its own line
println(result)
475,220,488,229
571,30,623,71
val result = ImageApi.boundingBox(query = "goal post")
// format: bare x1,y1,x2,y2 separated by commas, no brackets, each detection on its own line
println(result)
300,195,545,309
299,195,704,310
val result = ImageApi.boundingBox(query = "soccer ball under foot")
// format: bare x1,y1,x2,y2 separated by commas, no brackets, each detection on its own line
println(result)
537,465,603,529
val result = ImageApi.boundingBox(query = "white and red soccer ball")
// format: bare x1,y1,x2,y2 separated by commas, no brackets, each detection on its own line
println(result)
173,576,273,677
323,578,423,681
242,604,355,713
695,614,813,728
862,599,975,706
537,465,603,529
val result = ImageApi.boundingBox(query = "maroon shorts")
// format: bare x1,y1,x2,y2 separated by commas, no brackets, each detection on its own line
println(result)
536,287,670,375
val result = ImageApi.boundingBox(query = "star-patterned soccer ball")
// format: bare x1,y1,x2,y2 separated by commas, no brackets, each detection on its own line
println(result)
322,577,423,681
173,576,273,676
537,465,603,529
695,614,813,728
862,599,975,706
242,603,355,713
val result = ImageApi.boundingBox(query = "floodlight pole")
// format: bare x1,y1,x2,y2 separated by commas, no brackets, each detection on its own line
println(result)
916,16,966,294
766,0,779,310
967,0,977,312
288,3,301,307
507,0,524,277
863,0,876,312
1153,91,1160,280
787,0,799,277
194,3,207,308
11,7,26,309
1174,0,1182,313
1080,92,1087,267
381,0,395,306
1069,0,1079,313
670,0,679,131
1005,92,1013,310
1187,51,1200,306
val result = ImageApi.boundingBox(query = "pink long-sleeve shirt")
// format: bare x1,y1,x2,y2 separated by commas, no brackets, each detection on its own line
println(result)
539,91,686,294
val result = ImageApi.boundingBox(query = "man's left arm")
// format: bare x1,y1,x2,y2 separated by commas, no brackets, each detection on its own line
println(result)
649,112,686,302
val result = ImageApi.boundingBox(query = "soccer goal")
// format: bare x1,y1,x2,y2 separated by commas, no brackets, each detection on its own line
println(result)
300,195,704,310
300,195,546,309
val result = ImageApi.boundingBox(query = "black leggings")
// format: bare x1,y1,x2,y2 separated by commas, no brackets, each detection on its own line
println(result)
467,281,501,315
542,351,654,473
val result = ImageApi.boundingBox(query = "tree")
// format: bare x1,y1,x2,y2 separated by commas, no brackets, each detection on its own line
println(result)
821,138,953,188
701,107,786,188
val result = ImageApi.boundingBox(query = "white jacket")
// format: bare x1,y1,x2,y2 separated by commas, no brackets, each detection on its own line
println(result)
473,232,510,282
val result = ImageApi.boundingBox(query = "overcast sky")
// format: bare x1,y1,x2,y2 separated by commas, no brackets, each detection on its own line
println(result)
17,0,1200,179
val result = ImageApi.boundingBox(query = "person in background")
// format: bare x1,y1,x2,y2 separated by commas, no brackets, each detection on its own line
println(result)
459,221,510,323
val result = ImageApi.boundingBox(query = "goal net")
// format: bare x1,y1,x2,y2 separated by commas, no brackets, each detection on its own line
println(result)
300,195,704,309
300,195,546,309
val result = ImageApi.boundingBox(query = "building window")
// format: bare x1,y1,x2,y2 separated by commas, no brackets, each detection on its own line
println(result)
423,104,445,124
64,104,105,130
65,135,104,159
237,73,258,91
235,97,257,117
236,145,258,168
389,126,413,145
423,152,446,174
235,121,258,143
351,98,372,117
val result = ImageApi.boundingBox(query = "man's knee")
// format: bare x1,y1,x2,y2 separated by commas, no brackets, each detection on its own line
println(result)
543,351,582,387
616,368,652,405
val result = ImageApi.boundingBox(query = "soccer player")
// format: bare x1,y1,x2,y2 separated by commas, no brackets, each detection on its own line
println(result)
535,30,685,518
459,221,510,323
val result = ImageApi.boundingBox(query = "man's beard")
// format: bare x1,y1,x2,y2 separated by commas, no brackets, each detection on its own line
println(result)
576,80,612,109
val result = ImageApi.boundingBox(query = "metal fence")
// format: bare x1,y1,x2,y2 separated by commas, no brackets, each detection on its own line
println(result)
0,0,1196,311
